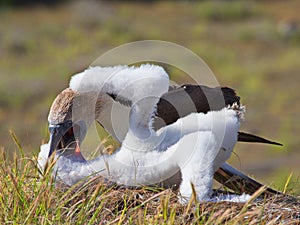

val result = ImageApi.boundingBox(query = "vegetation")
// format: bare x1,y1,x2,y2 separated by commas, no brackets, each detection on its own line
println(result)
1,143,299,224
0,0,300,223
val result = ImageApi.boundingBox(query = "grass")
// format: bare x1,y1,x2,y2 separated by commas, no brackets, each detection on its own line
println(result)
1,145,299,224
195,1,258,22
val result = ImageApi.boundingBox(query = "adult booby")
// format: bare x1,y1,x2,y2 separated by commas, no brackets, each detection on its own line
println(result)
39,64,281,201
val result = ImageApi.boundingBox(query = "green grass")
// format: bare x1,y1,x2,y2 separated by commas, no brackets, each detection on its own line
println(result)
195,1,258,22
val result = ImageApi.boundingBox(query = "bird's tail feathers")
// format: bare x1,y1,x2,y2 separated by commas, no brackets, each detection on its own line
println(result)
214,163,281,197
238,132,283,146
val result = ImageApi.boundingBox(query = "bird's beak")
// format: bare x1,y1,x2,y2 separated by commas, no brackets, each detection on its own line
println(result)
48,121,73,158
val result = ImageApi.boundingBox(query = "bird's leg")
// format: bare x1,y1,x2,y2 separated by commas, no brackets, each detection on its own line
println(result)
179,163,214,203
177,132,217,203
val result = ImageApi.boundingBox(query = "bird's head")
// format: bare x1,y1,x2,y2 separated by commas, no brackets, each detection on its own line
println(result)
47,88,103,158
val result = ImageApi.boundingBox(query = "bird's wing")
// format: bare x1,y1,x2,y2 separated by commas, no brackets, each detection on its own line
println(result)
107,83,282,146
154,84,282,146
153,84,239,129
216,163,281,196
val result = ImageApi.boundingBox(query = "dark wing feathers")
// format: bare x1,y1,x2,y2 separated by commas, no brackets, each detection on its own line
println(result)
154,84,282,146
215,163,281,196
153,84,240,130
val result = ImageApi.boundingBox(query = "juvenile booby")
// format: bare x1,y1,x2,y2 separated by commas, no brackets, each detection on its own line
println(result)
109,82,282,195
104,81,282,195
39,64,281,201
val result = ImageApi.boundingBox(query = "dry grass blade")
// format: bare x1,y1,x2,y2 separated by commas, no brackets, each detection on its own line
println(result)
9,130,24,158
232,185,267,223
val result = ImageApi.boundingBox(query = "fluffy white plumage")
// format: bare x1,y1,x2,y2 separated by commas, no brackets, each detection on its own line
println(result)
39,64,242,202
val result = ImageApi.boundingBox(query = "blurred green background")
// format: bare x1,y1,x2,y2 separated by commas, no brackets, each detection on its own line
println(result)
0,0,299,194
